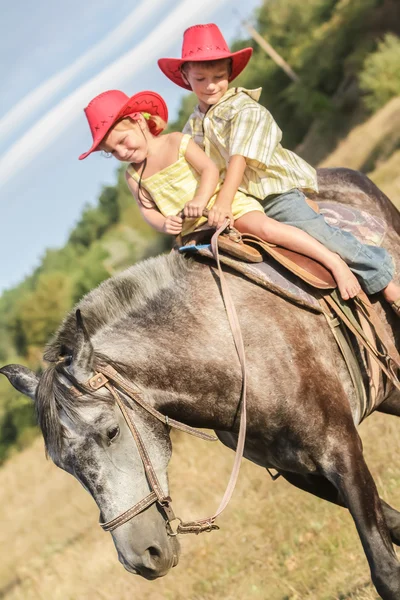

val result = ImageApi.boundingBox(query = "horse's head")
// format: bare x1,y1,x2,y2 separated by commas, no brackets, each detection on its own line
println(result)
0,311,180,579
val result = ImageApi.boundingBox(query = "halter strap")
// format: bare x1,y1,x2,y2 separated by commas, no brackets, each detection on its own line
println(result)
84,220,250,536
88,366,217,442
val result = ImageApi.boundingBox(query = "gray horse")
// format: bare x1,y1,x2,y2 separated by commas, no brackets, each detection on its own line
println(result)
2,168,400,599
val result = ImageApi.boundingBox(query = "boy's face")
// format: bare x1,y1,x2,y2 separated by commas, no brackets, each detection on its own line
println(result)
183,62,230,113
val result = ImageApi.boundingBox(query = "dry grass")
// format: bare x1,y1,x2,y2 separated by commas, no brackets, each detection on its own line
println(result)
318,97,400,172
1,411,399,600
368,150,400,210
318,95,400,210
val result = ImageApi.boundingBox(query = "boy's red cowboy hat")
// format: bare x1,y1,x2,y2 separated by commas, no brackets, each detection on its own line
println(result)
79,90,168,160
158,23,253,90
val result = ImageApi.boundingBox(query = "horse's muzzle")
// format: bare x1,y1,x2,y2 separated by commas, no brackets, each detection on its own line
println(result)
119,537,180,579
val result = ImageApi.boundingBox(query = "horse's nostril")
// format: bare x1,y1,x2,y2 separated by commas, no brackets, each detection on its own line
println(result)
145,545,162,565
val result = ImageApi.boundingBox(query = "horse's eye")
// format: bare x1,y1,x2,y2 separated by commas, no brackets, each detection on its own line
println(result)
107,426,120,443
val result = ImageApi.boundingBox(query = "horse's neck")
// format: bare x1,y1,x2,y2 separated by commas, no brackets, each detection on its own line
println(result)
95,264,244,431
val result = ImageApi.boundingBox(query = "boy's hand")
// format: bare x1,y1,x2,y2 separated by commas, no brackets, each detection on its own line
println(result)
183,197,208,219
162,215,183,235
207,201,234,229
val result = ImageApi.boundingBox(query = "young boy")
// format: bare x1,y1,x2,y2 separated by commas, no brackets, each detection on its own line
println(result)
158,23,400,314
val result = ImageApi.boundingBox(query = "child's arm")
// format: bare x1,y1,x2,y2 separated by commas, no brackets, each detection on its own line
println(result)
183,138,221,219
207,155,246,228
124,171,183,235
211,104,282,228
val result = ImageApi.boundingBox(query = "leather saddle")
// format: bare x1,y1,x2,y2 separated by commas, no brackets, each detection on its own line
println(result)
179,226,336,291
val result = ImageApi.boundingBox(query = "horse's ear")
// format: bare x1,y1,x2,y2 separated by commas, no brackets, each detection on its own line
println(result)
0,364,39,401
71,309,94,379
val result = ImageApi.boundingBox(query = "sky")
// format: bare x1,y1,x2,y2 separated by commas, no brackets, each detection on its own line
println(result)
0,0,263,294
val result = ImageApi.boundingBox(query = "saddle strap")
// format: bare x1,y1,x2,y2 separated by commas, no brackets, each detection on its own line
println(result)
320,297,369,422
355,303,381,413
324,292,400,393
355,291,400,367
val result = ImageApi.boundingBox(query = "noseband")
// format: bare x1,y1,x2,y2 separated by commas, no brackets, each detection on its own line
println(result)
69,221,249,537
84,366,218,535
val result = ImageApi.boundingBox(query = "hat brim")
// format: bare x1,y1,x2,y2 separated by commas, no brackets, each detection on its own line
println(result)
158,47,253,91
79,91,168,160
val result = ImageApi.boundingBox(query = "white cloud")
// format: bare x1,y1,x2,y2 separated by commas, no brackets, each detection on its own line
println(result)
0,0,169,144
0,0,230,189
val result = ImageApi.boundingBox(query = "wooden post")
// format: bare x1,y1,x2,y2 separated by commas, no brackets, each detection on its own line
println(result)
242,20,300,83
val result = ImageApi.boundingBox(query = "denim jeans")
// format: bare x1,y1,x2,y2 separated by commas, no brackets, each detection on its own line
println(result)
262,189,394,294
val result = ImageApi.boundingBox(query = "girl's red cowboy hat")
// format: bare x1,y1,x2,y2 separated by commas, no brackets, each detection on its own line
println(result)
79,90,168,160
158,23,253,90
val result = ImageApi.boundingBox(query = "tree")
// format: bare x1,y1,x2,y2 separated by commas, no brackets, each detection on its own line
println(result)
99,185,120,224
17,272,74,348
360,33,400,111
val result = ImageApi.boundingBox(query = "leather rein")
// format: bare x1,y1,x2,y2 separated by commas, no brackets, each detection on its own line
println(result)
69,220,248,536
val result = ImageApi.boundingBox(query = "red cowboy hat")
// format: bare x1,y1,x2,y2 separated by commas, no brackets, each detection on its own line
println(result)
79,90,168,160
158,23,253,90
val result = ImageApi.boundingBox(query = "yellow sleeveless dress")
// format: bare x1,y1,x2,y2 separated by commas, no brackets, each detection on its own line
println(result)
126,134,264,236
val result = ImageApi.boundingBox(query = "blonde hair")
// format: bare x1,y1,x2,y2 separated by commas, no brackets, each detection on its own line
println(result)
114,114,167,135
99,113,166,154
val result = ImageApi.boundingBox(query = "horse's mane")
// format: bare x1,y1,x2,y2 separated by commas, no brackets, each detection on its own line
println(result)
36,252,191,456
35,362,112,457
43,252,191,362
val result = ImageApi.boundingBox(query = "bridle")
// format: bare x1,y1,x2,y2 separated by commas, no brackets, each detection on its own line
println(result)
83,365,218,535
67,221,249,536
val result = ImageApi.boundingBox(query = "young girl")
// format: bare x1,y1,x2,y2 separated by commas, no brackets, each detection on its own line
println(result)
79,89,363,300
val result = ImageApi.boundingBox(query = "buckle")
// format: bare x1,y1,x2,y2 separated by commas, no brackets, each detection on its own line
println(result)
88,372,108,390
166,517,182,537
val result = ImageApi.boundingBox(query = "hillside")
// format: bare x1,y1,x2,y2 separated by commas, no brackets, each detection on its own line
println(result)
1,411,398,599
319,96,400,209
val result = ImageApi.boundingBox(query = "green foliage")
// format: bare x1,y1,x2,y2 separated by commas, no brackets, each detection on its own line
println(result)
167,93,198,133
0,376,37,463
360,33,400,111
68,204,110,248
72,243,110,302
0,401,37,463
98,185,120,224
17,272,74,348
228,0,384,149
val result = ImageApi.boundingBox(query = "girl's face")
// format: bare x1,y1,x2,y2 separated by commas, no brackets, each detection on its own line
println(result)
182,62,230,113
101,120,147,163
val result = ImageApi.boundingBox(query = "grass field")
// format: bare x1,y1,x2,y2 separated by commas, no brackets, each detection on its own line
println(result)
1,409,400,600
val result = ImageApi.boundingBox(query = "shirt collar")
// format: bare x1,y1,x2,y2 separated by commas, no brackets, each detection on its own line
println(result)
193,87,262,118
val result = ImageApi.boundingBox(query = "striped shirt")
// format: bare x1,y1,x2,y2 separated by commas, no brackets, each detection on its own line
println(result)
183,87,318,199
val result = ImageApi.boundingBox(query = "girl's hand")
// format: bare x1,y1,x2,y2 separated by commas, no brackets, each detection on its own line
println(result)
162,215,183,235
207,203,234,229
183,197,208,219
